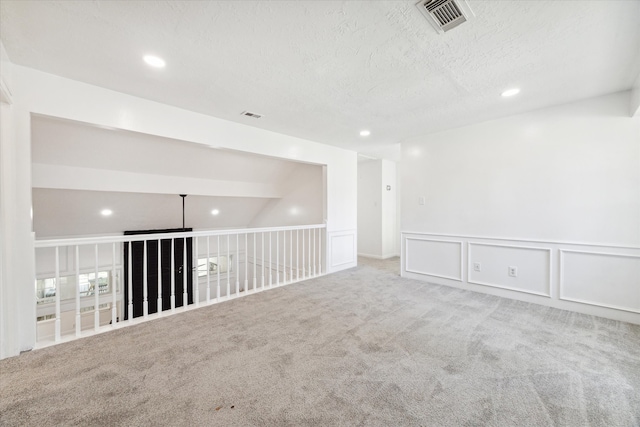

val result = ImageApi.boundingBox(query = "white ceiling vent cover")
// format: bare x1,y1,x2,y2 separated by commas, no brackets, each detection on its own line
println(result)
416,0,475,34
241,111,262,119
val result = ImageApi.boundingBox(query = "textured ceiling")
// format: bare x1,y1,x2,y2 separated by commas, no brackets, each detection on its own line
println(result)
2,1,640,160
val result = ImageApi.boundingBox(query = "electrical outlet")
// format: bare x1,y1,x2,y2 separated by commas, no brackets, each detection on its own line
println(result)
508,266,518,277
473,262,481,272
418,196,425,205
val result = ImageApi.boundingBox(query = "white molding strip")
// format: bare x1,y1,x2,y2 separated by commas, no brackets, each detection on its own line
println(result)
467,242,552,298
358,253,398,260
401,231,640,250
405,237,463,282
559,249,640,314
358,253,383,259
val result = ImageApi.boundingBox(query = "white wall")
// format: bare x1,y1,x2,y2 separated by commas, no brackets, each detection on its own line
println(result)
381,159,397,258
30,113,326,238
0,93,17,360
357,159,397,259
0,64,358,359
0,45,36,358
632,72,640,117
30,114,309,199
401,91,640,324
249,165,324,227
357,160,382,257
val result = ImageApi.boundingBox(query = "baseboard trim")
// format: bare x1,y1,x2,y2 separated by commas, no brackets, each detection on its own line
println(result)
358,253,398,260
402,270,640,325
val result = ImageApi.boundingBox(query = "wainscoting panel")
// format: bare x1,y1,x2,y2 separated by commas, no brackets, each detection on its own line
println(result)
560,250,640,313
401,232,640,325
328,229,357,272
468,243,551,297
405,238,462,281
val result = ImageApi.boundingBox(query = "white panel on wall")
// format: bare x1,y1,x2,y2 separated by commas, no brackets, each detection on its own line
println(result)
468,243,551,297
402,231,640,324
357,160,382,257
405,238,462,281
560,250,640,313
330,231,356,268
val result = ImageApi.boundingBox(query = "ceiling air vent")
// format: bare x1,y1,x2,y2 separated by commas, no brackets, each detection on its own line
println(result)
241,111,262,119
416,0,474,34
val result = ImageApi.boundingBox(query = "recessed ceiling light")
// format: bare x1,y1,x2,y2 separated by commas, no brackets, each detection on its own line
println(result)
211,209,220,216
501,88,520,97
100,209,113,216
143,55,166,68
360,130,371,137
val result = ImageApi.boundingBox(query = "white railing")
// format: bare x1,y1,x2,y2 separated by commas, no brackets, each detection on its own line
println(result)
33,224,326,348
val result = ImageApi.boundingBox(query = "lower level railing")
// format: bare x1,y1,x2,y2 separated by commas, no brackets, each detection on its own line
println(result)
33,224,326,347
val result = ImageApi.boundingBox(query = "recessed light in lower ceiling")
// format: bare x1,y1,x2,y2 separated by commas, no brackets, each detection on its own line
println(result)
100,209,113,216
143,55,166,68
211,209,220,216
501,88,520,97
360,130,371,137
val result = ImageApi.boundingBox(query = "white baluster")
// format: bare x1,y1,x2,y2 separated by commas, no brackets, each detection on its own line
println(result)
227,234,231,299
302,228,305,278
217,236,221,301
112,243,117,326
75,246,81,337
308,229,312,278
236,234,240,295
128,242,133,321
253,233,257,291
319,228,322,274
290,230,293,282
216,235,220,302
261,232,265,290
171,239,176,312
94,244,100,331
244,233,248,292
54,246,61,342
206,236,211,304
194,237,200,307
183,238,188,308
313,228,317,276
296,230,300,280
143,240,148,318
157,240,162,315
276,231,280,285
269,231,273,288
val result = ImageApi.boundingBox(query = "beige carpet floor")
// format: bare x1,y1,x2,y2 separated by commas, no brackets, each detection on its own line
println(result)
1,257,639,426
